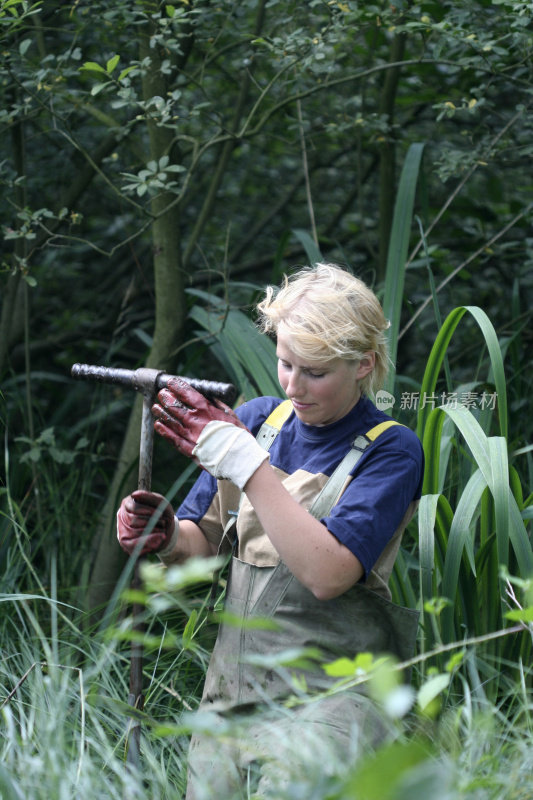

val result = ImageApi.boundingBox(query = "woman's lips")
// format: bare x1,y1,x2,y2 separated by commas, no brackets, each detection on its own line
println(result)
291,400,313,411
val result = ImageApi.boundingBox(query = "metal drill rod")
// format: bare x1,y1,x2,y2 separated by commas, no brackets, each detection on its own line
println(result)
71,363,237,405
71,363,237,770
126,390,153,770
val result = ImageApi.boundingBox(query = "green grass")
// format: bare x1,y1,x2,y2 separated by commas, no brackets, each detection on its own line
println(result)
1,553,532,799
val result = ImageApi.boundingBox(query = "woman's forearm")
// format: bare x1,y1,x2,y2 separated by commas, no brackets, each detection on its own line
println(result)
244,461,363,600
159,519,217,565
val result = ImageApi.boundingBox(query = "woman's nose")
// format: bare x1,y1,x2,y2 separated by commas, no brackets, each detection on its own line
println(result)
286,370,303,396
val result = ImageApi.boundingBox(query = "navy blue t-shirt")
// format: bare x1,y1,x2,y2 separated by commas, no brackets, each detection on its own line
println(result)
178,395,424,579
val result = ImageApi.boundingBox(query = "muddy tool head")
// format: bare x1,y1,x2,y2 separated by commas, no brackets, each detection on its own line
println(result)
71,363,238,405
71,364,237,490
71,363,237,489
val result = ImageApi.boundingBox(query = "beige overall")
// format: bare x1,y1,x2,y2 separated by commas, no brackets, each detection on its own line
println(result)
185,402,419,799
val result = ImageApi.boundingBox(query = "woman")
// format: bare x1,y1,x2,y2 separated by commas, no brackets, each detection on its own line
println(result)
117,263,424,797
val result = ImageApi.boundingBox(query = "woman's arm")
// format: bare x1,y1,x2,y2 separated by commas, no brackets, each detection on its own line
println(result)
244,461,364,600
159,519,218,565
150,380,363,597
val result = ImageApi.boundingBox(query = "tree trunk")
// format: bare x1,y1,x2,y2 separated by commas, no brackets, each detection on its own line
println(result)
86,16,188,614
86,1,269,613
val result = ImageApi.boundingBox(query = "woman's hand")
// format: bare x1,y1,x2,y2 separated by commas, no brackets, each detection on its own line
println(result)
152,377,245,457
117,490,178,556
153,378,269,490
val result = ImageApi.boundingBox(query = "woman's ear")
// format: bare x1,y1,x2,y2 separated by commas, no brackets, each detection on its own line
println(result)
356,352,375,380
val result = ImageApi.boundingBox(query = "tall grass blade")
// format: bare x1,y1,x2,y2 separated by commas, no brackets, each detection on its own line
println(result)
423,404,533,644
390,548,417,609
507,492,533,572
187,289,279,399
419,404,447,495
441,467,487,641
382,142,425,394
488,437,510,567
0,763,23,800
292,228,323,266
418,493,439,606
417,492,439,654
416,306,508,440
435,407,530,569
439,405,492,482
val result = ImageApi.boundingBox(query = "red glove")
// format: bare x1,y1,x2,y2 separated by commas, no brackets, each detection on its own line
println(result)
152,377,245,458
117,490,178,556
152,378,270,490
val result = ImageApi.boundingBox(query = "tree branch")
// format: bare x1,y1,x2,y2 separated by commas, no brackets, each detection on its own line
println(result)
182,0,269,268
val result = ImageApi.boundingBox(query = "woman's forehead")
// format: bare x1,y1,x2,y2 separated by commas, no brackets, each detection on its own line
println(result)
276,326,335,368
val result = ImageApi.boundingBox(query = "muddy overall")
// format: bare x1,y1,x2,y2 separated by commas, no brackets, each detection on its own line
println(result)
185,402,420,798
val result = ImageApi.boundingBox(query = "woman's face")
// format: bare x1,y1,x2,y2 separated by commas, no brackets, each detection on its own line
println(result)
276,325,374,426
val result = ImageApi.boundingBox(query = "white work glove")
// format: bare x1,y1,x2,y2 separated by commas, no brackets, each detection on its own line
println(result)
192,420,270,490
152,378,269,490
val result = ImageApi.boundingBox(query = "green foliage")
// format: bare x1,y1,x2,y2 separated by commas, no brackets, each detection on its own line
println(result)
1,0,533,795
0,0,41,35
408,307,533,692
2,449,533,798
188,286,280,399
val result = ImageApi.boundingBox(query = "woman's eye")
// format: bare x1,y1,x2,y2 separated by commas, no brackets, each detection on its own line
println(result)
278,359,325,378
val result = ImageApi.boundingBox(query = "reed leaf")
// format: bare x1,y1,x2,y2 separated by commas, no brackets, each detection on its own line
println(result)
507,492,533,573
422,403,533,647
382,142,425,394
187,289,280,399
489,437,511,567
416,306,508,441
439,406,531,573
440,467,488,642
417,492,439,654
434,494,454,558
292,227,323,266
420,403,448,495
416,494,454,658
441,404,492,483
390,548,417,609
418,493,439,610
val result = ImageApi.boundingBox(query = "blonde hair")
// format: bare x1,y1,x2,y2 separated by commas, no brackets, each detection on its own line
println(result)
256,263,390,396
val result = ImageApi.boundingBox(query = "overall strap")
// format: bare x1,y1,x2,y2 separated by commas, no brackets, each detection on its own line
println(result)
216,400,294,559
255,399,294,450
309,419,401,520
